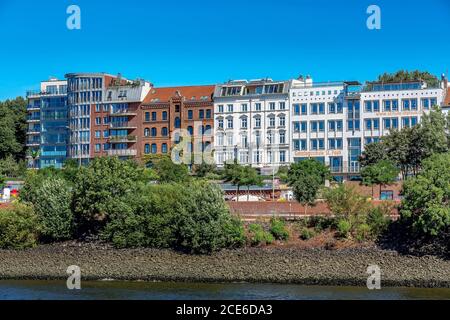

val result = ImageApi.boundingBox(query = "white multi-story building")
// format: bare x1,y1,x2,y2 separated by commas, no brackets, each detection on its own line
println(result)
214,75,447,179
213,79,291,173
290,76,446,181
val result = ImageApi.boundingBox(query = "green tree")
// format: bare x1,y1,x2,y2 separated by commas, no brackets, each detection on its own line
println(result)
359,141,388,167
0,97,27,160
361,160,399,198
0,203,40,249
400,153,450,236
376,70,439,87
72,157,148,235
33,177,74,241
241,166,263,201
287,159,330,214
192,162,217,178
0,155,27,178
151,156,190,183
419,106,448,158
222,161,247,201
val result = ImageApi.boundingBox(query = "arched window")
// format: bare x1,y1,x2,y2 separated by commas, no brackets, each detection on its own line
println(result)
161,143,168,153
144,128,150,137
205,125,211,134
187,126,193,136
161,127,168,136
151,127,157,137
174,117,181,128
151,143,157,154
144,144,150,154
162,111,168,120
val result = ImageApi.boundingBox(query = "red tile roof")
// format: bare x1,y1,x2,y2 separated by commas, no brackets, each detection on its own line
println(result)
143,85,215,104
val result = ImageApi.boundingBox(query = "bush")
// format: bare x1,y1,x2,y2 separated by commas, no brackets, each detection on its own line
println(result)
336,219,351,238
32,177,74,241
248,223,274,246
0,203,40,249
367,204,391,237
103,181,245,254
299,228,316,240
356,223,372,242
307,216,336,232
269,218,289,241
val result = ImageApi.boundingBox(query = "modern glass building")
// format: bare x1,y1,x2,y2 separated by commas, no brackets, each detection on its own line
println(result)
26,78,68,169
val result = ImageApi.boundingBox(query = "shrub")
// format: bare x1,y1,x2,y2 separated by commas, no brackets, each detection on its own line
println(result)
269,218,289,241
367,204,392,237
299,228,316,240
248,223,274,246
336,219,351,238
308,216,336,232
72,157,148,235
103,181,245,254
0,203,40,249
356,223,372,242
32,177,74,241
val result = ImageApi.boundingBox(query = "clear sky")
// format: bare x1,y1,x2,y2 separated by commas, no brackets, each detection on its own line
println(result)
0,0,449,100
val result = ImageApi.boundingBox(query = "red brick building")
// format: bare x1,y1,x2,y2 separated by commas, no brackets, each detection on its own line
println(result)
138,85,215,162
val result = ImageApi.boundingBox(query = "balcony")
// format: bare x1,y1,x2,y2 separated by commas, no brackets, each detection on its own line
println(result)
26,89,67,97
26,141,40,147
27,105,41,111
109,122,137,129
27,116,41,122
109,135,137,143
110,110,137,117
107,149,137,156
26,130,40,135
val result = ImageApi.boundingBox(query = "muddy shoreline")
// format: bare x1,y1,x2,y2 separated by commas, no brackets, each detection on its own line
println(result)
0,242,448,288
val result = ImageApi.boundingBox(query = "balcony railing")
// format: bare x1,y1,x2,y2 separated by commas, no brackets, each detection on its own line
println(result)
107,149,137,156
109,135,137,143
110,110,138,117
109,122,137,129
27,105,41,110
26,89,67,97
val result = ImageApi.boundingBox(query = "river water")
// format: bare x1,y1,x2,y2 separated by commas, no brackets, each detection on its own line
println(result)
0,280,449,300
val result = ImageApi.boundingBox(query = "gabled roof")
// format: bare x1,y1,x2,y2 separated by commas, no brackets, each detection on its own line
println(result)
142,85,215,104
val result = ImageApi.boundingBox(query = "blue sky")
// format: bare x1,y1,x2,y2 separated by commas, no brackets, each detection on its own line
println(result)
0,0,449,100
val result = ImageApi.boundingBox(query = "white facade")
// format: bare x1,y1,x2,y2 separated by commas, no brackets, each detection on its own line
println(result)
214,76,447,178
213,79,291,172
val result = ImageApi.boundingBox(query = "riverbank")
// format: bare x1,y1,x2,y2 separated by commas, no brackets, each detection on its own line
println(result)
0,242,449,288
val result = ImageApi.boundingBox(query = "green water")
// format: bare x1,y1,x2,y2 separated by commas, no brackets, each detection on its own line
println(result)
0,280,449,300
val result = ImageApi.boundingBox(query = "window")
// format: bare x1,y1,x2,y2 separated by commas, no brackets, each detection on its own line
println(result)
241,104,247,112
311,103,318,114
187,126,193,136
144,128,150,137
383,117,398,130
145,112,150,122
95,105,100,112
199,110,204,119
328,103,336,114
269,102,276,110
279,151,286,163
328,138,343,150
269,117,275,127
206,109,211,119
311,139,325,150
151,144,157,154
255,103,261,111
294,104,300,115
162,111,167,120
254,117,261,128
95,117,101,125
227,104,233,112
161,127,168,136
175,105,180,112
152,112,157,121
144,144,150,154
239,151,248,164
227,118,233,129
151,127,157,137
95,144,101,152
227,135,233,146
279,132,286,144
293,139,307,151
301,103,307,115
218,105,224,113
267,132,273,144
103,130,109,138
241,117,247,129
318,103,325,114
95,130,101,138
162,143,168,153
188,110,193,119
175,117,181,128
279,102,286,110
218,119,224,129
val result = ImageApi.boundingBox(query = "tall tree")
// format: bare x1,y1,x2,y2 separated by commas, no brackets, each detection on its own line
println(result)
222,161,247,201
287,159,330,214
361,160,399,198
0,97,27,160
